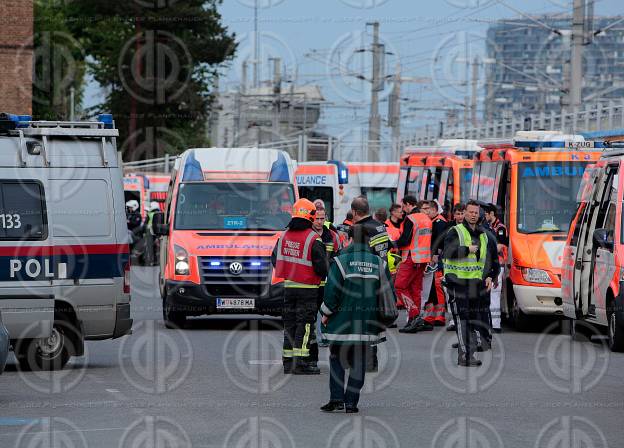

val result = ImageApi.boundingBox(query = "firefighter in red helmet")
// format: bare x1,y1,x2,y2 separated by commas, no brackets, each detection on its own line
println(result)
272,199,328,374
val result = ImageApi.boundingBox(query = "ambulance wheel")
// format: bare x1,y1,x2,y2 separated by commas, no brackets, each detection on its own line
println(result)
509,288,531,332
608,310,624,352
163,298,186,329
16,316,75,371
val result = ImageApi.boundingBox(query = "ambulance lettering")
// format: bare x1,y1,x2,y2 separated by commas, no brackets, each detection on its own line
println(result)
296,175,328,186
9,259,67,279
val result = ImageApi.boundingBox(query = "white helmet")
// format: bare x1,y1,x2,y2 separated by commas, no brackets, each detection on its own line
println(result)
126,200,139,212
149,201,160,211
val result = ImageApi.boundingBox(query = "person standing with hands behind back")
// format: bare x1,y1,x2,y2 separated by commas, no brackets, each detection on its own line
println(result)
319,224,397,413
442,200,499,367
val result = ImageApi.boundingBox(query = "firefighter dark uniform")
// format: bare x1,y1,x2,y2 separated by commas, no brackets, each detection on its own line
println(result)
273,199,328,374
443,223,499,366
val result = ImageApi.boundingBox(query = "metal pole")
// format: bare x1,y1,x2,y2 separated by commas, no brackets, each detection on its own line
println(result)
367,21,381,162
568,0,585,108
253,0,259,88
390,63,401,161
471,56,479,127
271,58,281,138
69,87,75,121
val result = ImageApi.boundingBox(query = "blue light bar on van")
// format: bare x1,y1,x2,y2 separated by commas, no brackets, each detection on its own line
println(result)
327,160,349,184
98,114,114,129
0,113,32,128
209,261,222,266
250,261,262,267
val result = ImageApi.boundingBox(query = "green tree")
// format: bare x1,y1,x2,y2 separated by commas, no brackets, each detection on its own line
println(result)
67,0,236,160
33,1,86,120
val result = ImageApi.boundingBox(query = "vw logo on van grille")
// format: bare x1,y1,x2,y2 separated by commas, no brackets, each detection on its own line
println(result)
229,262,243,275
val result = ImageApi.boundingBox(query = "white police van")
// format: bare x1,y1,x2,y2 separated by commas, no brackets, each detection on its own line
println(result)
0,113,132,370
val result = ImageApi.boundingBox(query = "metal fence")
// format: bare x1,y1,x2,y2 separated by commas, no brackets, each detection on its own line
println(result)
399,100,624,147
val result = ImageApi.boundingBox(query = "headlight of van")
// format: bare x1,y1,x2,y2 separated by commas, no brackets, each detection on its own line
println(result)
174,244,190,275
521,268,552,284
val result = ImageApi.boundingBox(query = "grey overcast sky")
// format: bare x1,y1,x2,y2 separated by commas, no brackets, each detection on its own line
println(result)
215,0,623,141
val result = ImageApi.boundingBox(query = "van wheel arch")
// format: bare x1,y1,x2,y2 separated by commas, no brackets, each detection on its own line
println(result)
607,289,624,352
15,303,82,371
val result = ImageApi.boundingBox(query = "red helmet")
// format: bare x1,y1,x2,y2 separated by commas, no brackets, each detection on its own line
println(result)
291,198,316,222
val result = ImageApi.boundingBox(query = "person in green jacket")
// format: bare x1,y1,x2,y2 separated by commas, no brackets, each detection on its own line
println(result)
319,224,397,414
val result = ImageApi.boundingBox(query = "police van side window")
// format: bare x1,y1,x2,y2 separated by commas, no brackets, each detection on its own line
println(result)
0,181,47,240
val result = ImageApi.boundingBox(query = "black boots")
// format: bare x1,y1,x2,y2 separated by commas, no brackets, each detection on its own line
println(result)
293,360,321,375
458,353,482,367
320,401,345,412
399,317,434,333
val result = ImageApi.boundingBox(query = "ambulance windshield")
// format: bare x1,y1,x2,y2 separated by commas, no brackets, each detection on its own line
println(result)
516,162,589,234
174,182,295,231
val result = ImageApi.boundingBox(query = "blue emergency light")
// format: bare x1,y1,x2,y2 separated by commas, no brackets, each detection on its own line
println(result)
327,160,349,184
209,261,222,267
98,114,114,129
250,261,263,267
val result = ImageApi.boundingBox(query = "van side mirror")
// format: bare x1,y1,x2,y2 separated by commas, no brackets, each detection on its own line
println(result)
593,228,614,250
152,212,168,236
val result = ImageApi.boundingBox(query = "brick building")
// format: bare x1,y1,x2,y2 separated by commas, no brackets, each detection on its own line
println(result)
0,0,33,114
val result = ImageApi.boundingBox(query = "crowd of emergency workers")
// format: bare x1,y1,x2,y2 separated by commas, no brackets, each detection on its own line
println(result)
270,194,510,413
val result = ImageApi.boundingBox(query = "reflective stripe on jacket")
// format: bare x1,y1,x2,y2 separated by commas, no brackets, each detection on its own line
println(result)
443,224,488,280
275,228,322,286
400,213,432,263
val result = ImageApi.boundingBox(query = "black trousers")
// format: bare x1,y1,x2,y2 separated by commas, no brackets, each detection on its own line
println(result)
329,344,367,407
282,287,318,362
446,281,488,358
308,286,325,363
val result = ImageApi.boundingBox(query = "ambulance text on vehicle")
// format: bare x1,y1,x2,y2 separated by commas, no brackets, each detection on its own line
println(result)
471,131,603,329
155,147,297,327
295,161,348,223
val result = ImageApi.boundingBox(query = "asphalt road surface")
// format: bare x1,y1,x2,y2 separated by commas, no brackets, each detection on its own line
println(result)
0,266,622,448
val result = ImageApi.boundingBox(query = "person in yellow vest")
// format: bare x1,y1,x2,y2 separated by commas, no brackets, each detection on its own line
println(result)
272,199,328,374
443,200,499,367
